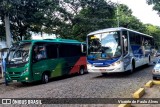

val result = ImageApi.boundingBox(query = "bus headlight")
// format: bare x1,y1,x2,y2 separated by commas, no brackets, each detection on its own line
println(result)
87,63,93,67
111,61,121,66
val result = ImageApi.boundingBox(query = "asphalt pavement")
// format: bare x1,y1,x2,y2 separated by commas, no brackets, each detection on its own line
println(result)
0,65,153,98
0,65,157,107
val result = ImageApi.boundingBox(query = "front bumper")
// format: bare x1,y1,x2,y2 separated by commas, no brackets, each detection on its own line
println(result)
8,72,31,82
87,61,124,73
87,65,124,73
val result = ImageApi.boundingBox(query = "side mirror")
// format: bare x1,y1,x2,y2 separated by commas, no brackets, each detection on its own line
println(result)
81,43,86,53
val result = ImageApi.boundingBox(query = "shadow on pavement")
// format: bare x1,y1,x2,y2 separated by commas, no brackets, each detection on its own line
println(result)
93,64,153,79
14,72,89,87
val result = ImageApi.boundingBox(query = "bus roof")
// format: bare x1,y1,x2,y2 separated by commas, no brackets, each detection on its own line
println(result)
87,27,153,38
21,39,83,44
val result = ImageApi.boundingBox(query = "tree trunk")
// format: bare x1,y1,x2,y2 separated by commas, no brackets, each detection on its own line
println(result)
4,15,12,48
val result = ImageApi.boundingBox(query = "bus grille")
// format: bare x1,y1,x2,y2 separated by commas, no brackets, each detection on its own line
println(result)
8,72,21,80
10,76,20,80
94,65,110,67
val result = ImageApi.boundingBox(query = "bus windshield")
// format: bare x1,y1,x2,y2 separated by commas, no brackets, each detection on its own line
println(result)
87,31,122,60
7,42,31,64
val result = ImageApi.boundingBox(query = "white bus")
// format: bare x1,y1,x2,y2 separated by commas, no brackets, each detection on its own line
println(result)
87,27,155,75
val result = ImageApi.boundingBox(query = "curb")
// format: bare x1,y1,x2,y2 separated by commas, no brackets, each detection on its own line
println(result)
118,103,131,107
145,80,153,88
118,87,145,107
153,80,160,85
118,80,159,107
132,88,145,98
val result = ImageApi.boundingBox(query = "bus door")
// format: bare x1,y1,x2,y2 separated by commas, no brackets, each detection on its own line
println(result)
122,31,129,56
32,44,47,81
122,31,130,70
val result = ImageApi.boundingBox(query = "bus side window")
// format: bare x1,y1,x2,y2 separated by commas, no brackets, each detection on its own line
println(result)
39,46,47,59
59,44,82,57
46,44,58,59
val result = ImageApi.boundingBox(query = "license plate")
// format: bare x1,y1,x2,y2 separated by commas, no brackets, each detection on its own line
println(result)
13,80,17,82
99,69,106,72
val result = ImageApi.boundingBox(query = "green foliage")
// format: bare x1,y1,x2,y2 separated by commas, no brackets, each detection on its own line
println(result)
0,0,160,44
117,4,147,33
0,23,5,41
0,0,59,41
145,24,160,48
147,0,160,12
146,0,160,48
56,0,116,41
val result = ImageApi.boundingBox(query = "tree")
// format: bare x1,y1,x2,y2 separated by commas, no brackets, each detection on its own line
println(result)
117,4,147,33
1,0,156,43
147,0,160,13
146,0,160,48
0,23,5,41
0,0,59,41
145,24,160,48
55,0,116,41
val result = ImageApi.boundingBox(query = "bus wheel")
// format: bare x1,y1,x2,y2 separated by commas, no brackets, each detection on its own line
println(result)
79,68,84,75
129,61,135,74
101,73,107,76
21,82,28,85
42,73,49,84
148,56,151,65
153,77,157,80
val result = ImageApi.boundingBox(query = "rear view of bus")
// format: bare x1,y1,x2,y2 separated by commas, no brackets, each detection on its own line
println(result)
87,27,155,75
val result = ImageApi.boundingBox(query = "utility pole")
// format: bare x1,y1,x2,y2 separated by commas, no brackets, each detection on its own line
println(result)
4,14,12,48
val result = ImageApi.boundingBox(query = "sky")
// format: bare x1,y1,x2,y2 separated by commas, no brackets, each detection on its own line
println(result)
111,0,160,26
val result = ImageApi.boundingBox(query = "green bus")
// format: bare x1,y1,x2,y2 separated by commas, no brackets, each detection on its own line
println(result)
6,39,87,84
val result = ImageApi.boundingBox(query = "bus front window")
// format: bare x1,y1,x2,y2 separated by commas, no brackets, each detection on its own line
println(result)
7,43,31,64
88,31,121,60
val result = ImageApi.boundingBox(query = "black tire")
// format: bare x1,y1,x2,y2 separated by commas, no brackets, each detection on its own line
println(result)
153,77,157,80
146,56,150,66
79,68,84,75
21,82,28,85
42,73,49,84
101,73,108,76
128,61,135,74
